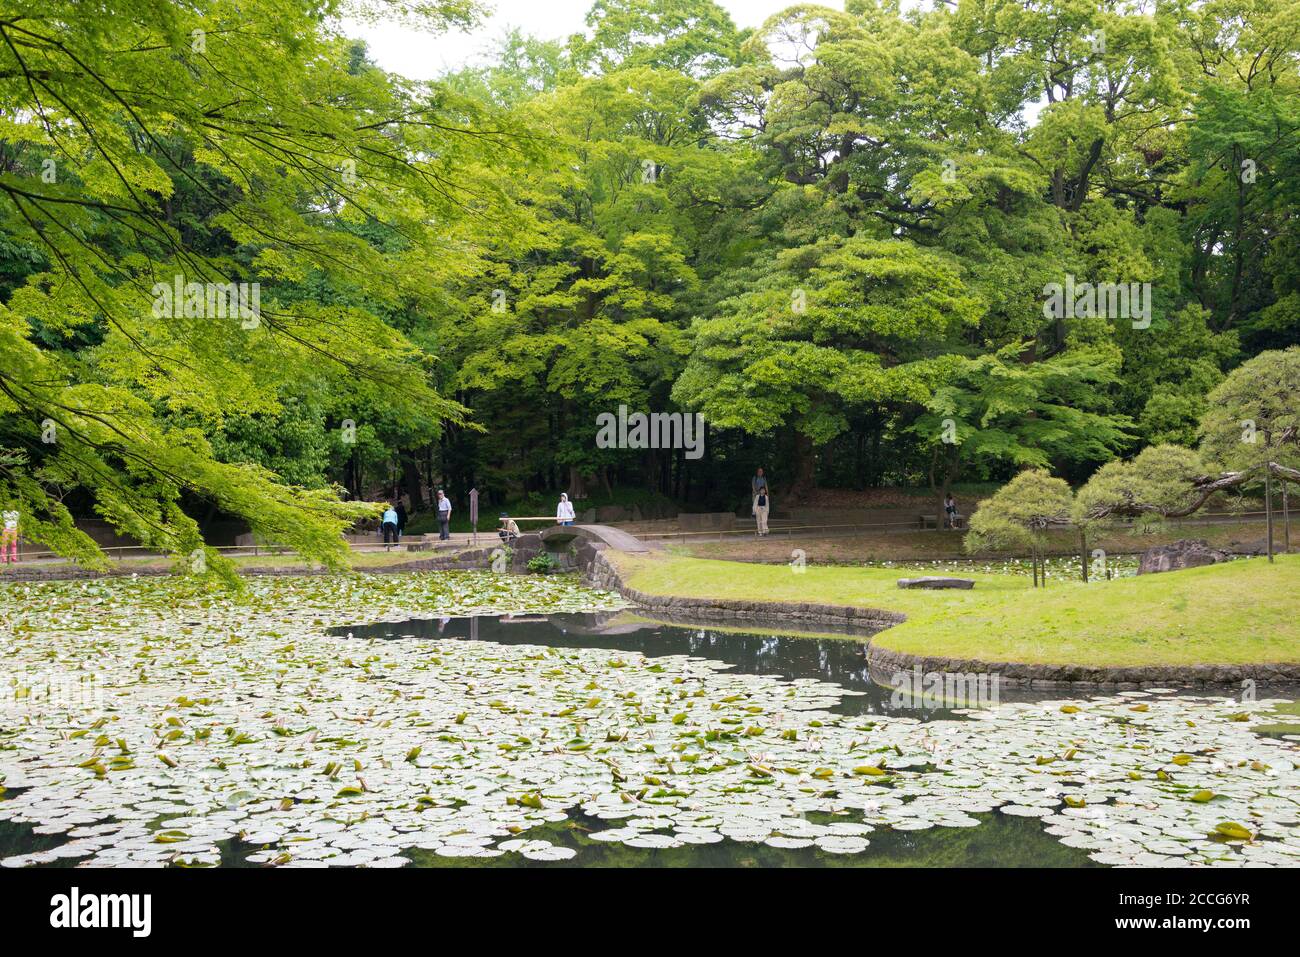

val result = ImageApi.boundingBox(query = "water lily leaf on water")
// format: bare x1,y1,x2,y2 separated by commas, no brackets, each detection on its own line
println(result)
1211,822,1253,842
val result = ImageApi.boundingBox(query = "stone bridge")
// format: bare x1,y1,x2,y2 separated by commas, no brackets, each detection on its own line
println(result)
407,523,650,576
538,523,650,572
539,523,650,554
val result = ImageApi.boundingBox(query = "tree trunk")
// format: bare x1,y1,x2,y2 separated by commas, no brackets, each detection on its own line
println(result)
1079,528,1089,583
1283,480,1291,554
567,465,587,500
788,430,816,502
929,444,959,530
1265,469,1274,563
400,452,425,510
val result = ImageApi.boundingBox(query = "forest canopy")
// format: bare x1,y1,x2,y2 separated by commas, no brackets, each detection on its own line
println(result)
1,0,1298,563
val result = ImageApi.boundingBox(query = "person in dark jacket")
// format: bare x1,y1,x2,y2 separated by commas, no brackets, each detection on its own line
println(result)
394,500,408,540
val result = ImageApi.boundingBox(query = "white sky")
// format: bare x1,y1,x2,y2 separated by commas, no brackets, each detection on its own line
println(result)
343,0,846,79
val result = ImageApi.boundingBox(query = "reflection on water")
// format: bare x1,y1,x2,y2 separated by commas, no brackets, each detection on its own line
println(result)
398,808,1098,869
331,612,1038,719
0,794,1099,869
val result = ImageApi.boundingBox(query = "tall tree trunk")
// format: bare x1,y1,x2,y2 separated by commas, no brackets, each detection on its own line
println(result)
400,452,424,510
788,430,816,502
1283,480,1291,553
1266,469,1274,563
567,465,587,500
1079,528,1089,583
929,444,960,530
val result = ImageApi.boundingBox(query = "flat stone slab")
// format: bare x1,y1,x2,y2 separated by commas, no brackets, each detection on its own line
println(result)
897,576,975,590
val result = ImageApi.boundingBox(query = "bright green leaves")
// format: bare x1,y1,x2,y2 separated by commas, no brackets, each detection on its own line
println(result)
966,468,1075,555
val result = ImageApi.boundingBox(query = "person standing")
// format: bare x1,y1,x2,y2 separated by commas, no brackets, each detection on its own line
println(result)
394,500,408,541
1,506,19,563
752,467,768,499
944,493,959,529
436,489,452,540
556,493,575,526
752,487,770,536
381,503,399,544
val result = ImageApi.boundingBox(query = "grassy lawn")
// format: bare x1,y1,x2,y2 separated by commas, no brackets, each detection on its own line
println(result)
614,551,1300,668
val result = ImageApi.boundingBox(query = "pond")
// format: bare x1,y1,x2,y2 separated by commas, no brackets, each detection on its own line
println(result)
0,574,1296,868
333,612,1003,718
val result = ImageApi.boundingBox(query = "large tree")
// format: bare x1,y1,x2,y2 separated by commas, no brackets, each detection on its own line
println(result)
0,0,530,571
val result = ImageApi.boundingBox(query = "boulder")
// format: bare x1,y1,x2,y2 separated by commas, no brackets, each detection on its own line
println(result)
1138,539,1231,575
897,576,975,590
508,533,544,571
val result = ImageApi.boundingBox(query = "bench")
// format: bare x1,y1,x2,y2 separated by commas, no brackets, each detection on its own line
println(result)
919,513,964,530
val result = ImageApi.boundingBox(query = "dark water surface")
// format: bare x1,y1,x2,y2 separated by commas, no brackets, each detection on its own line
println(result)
330,611,1031,719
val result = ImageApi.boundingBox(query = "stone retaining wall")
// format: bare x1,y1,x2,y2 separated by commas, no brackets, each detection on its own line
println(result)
582,551,904,630
866,644,1300,690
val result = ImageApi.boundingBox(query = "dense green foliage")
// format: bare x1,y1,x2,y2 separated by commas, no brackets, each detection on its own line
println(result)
2,0,1298,563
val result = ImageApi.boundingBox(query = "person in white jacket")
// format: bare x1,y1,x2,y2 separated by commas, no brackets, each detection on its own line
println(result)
556,493,576,526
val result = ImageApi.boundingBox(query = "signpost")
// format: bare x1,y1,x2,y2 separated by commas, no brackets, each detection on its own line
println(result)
469,488,479,545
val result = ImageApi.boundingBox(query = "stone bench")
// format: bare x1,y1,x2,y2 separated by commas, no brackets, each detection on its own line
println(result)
897,576,975,590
